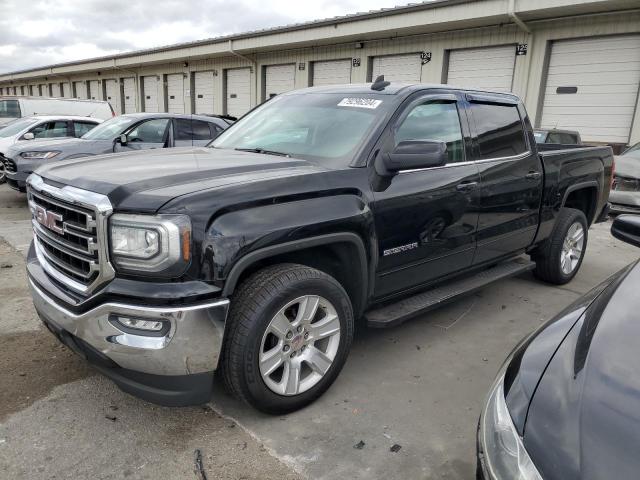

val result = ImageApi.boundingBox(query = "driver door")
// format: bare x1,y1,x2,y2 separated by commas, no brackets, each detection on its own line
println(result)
115,118,170,152
371,93,480,299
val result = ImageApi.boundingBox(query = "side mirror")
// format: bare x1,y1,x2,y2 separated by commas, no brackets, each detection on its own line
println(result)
611,215,640,248
23,132,34,140
118,133,128,145
376,140,447,176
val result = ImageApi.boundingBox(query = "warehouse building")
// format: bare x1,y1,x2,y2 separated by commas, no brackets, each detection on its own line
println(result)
1,0,639,148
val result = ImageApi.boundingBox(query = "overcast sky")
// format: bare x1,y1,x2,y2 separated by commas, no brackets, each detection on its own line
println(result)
0,0,409,74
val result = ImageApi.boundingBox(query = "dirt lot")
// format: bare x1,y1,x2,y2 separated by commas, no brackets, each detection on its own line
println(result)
0,183,638,479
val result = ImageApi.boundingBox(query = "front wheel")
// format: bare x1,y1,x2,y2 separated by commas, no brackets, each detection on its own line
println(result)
533,207,588,284
220,264,354,414
0,161,5,184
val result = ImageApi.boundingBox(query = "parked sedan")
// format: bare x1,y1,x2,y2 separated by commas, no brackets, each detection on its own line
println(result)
609,143,640,214
0,116,101,184
3,113,229,192
477,214,640,480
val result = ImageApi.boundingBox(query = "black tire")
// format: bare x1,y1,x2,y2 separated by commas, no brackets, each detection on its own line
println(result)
220,263,354,414
532,207,588,285
0,162,5,184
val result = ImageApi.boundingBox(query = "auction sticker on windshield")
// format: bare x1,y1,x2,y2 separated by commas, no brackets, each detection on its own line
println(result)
338,98,382,109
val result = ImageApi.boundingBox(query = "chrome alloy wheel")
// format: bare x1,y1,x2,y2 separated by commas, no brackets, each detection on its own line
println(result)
259,295,341,396
561,222,585,275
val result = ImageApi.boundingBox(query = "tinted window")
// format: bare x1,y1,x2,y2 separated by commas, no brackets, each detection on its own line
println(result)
192,120,214,140
547,132,578,144
73,121,97,137
0,100,21,118
127,118,169,143
395,101,465,163
175,119,192,141
469,103,527,159
31,121,69,139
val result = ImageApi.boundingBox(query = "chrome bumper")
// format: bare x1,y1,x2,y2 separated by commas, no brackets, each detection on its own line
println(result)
29,279,229,376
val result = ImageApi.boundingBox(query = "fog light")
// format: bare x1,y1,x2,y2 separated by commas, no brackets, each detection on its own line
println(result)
109,314,170,336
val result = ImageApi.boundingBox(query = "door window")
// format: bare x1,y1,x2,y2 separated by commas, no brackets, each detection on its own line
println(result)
175,119,193,142
395,101,465,163
127,118,169,143
192,120,215,140
30,121,69,139
73,121,97,137
469,102,527,159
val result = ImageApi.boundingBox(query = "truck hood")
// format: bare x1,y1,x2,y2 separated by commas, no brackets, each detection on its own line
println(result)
35,147,327,211
522,261,640,480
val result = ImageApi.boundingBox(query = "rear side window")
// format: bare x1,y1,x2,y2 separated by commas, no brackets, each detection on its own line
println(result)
175,119,193,141
192,120,214,140
73,121,97,137
0,100,21,118
469,102,527,159
547,132,578,144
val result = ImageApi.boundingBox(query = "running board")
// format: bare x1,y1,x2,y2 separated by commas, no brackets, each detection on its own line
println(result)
365,258,535,328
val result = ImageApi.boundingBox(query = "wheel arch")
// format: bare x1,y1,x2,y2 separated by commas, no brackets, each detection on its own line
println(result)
561,181,599,225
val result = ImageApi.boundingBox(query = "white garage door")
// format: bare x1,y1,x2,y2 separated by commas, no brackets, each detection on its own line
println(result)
104,79,121,115
312,59,352,86
372,54,422,83
74,81,87,99
88,80,101,100
61,83,71,98
50,83,61,98
143,76,160,113
540,35,640,144
194,71,215,114
447,45,516,92
122,78,137,113
166,74,185,113
226,68,251,117
265,64,295,99
39,84,47,96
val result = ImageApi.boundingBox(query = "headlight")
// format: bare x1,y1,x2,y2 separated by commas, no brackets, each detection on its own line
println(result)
20,151,60,159
479,370,542,480
109,214,191,276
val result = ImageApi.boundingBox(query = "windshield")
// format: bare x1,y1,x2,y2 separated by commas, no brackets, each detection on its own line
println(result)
0,118,37,137
81,116,139,140
622,142,640,158
533,131,547,143
211,93,392,164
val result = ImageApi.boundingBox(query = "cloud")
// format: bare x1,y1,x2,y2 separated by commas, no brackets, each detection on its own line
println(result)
0,0,405,74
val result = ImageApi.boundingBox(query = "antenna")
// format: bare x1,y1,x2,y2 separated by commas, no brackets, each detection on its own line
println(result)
371,75,390,91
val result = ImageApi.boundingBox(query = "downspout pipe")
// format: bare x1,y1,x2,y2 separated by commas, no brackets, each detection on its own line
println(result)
508,0,531,33
113,59,140,112
228,39,256,66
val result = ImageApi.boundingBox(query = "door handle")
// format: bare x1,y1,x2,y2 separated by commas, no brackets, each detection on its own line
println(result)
456,181,478,192
525,171,542,180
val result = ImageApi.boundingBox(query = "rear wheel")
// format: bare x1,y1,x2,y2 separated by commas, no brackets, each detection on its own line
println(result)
221,263,354,414
533,207,587,284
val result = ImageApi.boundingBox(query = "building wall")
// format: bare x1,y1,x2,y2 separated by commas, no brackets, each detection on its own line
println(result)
1,9,639,143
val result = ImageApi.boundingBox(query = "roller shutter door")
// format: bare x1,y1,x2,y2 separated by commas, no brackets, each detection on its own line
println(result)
312,60,351,86
74,81,87,99
50,83,61,97
194,71,215,114
39,84,47,96
88,80,101,100
447,45,516,92
143,76,160,112
122,78,137,113
166,74,185,113
104,79,121,115
225,68,251,117
61,83,71,98
540,35,640,144
265,64,295,99
372,54,422,83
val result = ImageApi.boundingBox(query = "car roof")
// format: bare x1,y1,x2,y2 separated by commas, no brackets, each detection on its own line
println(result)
23,115,103,122
117,112,226,123
0,96,109,104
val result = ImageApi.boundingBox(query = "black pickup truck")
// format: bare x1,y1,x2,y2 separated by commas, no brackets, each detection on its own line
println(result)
25,80,613,413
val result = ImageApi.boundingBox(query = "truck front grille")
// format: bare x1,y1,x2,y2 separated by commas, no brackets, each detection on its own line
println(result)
27,174,114,294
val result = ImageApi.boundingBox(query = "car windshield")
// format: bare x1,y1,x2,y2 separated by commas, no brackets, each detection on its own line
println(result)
211,93,392,164
622,142,640,158
0,118,37,137
533,131,547,143
81,116,139,140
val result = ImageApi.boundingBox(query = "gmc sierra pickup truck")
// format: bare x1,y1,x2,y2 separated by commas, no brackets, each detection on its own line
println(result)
25,79,613,413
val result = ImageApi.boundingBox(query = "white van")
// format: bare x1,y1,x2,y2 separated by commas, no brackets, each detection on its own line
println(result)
0,96,114,126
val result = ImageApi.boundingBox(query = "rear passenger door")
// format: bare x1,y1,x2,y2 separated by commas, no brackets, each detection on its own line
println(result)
465,94,543,264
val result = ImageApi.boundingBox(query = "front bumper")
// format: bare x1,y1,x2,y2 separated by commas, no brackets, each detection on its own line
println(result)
609,190,640,214
6,170,28,192
29,279,230,406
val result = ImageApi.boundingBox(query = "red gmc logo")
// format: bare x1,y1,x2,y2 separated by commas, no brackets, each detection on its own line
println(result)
34,205,63,234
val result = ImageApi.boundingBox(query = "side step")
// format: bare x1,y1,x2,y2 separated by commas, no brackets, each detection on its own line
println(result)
365,258,535,328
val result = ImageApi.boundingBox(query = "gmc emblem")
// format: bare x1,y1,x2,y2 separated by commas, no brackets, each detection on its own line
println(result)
34,205,63,234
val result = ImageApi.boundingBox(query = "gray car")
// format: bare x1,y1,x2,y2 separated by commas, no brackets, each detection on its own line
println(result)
610,142,640,214
3,113,229,192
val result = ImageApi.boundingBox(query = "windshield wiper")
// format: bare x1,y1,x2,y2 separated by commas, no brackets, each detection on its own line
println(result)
234,147,290,157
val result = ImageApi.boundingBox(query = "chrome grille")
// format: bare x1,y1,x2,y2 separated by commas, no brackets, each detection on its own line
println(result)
27,174,114,294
